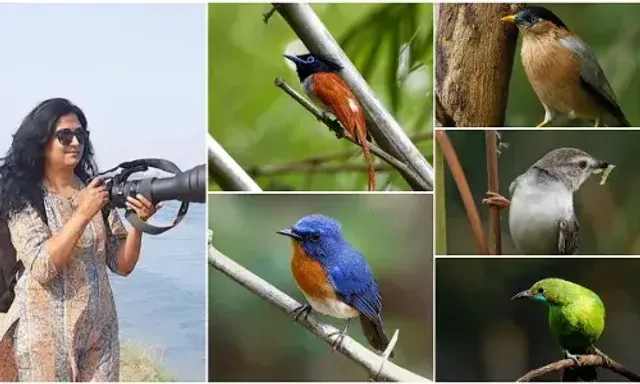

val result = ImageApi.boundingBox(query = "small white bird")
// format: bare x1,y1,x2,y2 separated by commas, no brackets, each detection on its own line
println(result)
483,148,614,255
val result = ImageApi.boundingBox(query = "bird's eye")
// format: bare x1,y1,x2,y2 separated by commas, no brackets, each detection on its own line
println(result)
537,287,544,294
306,56,315,63
310,233,321,241
578,160,588,169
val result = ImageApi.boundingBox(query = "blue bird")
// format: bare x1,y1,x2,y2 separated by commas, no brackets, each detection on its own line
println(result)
277,214,393,357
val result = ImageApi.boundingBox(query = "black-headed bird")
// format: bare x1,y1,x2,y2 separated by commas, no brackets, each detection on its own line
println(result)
502,6,631,127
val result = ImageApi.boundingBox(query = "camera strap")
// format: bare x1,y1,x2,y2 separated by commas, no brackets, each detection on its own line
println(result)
96,158,190,235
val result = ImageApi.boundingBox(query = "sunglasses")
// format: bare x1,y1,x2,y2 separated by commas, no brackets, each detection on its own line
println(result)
55,128,89,146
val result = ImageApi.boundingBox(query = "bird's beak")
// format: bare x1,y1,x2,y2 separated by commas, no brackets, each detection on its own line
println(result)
276,227,302,240
501,14,517,24
511,290,533,300
283,54,304,65
593,161,611,171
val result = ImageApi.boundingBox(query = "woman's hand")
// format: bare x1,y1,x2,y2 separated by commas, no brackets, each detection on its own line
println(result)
76,178,109,221
126,194,159,221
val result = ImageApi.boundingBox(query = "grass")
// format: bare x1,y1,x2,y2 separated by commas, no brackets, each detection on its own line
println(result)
0,314,175,382
120,342,176,382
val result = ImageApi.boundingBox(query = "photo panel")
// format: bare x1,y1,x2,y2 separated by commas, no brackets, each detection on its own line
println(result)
435,3,638,128
0,3,207,382
436,257,640,382
437,129,640,255
208,193,433,381
207,3,434,192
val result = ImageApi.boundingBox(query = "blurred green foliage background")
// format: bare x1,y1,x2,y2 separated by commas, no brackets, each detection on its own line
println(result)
437,258,640,381
505,4,640,127
208,3,433,191
442,130,640,254
208,194,433,381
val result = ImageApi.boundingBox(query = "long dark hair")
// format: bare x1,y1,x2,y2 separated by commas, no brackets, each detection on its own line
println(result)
0,98,99,220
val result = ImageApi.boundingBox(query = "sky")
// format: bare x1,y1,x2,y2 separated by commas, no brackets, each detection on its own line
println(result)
0,3,206,171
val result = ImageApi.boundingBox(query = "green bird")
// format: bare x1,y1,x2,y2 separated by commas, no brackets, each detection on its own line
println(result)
512,278,610,381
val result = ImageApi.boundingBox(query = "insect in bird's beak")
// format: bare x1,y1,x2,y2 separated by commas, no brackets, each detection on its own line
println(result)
501,14,517,23
592,162,615,185
276,228,302,240
511,290,533,300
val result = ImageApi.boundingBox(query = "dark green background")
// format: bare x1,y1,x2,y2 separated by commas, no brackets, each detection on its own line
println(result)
437,258,640,381
442,130,640,255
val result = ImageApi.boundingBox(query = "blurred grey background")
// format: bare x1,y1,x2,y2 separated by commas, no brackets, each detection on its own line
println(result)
505,3,639,127
436,258,640,381
208,194,433,381
442,130,640,255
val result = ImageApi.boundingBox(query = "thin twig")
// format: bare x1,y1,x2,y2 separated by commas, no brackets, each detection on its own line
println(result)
263,4,280,24
435,143,447,255
517,355,640,382
272,3,434,189
249,132,432,178
486,130,501,255
258,131,433,169
435,131,488,255
275,78,430,191
249,163,395,177
207,134,262,192
208,233,431,382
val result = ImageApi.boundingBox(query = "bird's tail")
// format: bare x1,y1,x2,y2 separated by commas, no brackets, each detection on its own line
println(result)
359,316,394,359
602,108,631,127
562,365,597,382
354,122,375,191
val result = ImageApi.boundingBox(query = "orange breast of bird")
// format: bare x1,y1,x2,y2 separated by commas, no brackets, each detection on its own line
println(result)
310,72,366,139
521,32,600,120
290,240,337,301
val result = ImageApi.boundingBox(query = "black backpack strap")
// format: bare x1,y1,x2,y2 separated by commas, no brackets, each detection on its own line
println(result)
31,186,48,226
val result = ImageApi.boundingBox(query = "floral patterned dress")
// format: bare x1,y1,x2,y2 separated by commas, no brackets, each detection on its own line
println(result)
0,187,128,381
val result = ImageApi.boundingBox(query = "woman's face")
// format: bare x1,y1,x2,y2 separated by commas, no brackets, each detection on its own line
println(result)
44,113,87,170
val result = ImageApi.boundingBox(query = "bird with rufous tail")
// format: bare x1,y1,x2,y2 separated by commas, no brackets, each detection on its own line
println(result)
284,53,376,191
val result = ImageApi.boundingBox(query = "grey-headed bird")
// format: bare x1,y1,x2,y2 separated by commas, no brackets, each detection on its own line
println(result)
483,148,614,254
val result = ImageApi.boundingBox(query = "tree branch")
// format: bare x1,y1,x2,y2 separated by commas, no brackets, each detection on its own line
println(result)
486,130,501,255
270,3,434,189
208,231,431,382
435,131,488,255
249,163,396,177
275,78,431,191
436,3,522,127
248,132,432,178
207,134,262,192
517,355,640,382
261,131,432,168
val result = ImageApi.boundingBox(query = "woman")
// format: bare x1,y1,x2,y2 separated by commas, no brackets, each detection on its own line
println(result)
0,98,158,381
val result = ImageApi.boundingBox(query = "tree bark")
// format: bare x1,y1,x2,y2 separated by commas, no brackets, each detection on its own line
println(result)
436,3,523,127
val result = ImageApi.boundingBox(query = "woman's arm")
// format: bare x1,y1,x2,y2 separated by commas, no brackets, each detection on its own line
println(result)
113,228,143,276
45,211,94,271
105,194,157,276
8,205,92,284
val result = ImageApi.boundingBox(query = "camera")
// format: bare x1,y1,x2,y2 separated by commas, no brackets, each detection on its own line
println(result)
104,163,206,208
96,159,206,234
